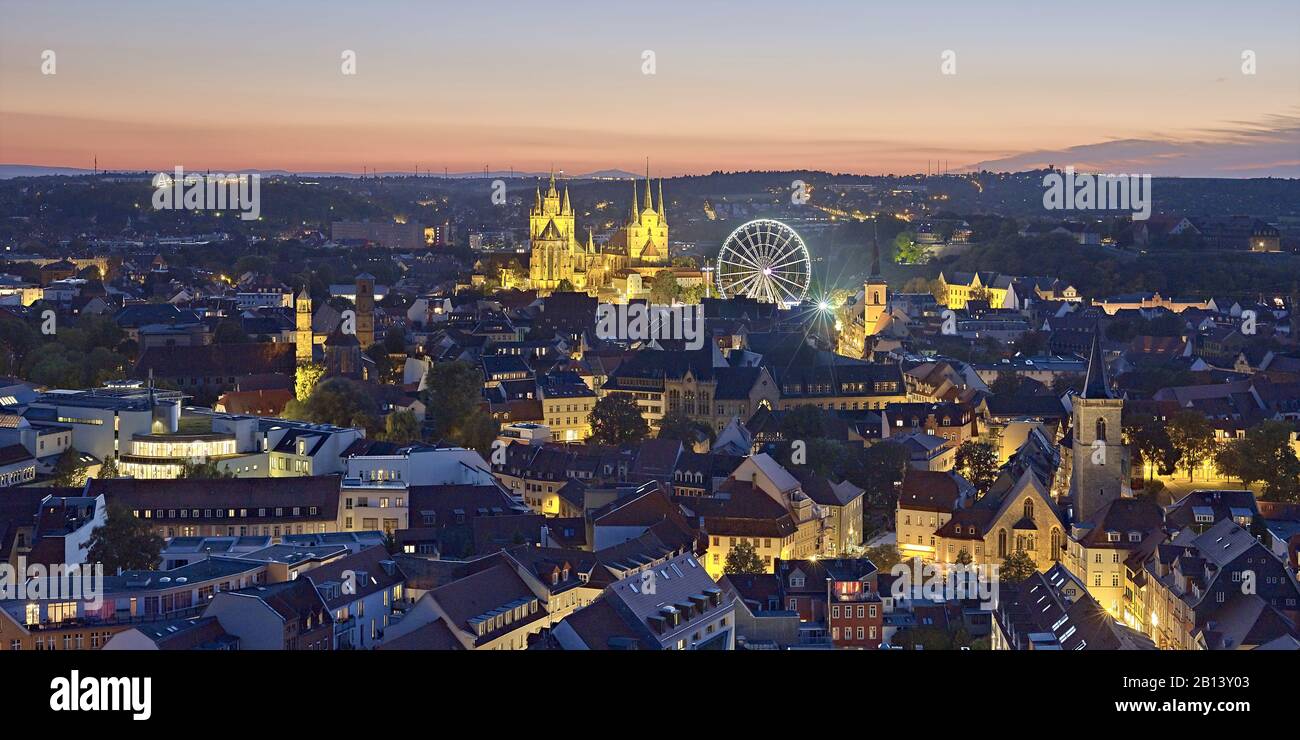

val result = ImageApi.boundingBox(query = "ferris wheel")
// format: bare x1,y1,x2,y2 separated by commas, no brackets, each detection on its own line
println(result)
715,219,811,305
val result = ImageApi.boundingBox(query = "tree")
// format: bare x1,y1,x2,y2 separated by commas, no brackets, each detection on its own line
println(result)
864,544,901,571
657,410,714,447
797,437,854,478
779,404,844,442
1050,372,1084,395
364,343,394,381
0,316,39,375
723,539,765,575
379,409,422,444
178,459,235,479
954,548,973,565
955,440,999,492
999,550,1038,584
383,325,407,354
51,449,89,488
1127,416,1179,480
893,231,927,264
589,394,649,447
989,371,1023,395
649,275,681,305
1214,421,1300,502
422,360,496,452
212,318,249,344
1167,410,1215,481
854,441,910,513
97,455,119,479
294,362,325,402
555,278,575,293
286,377,380,434
83,502,164,573
678,283,705,304
424,360,485,434
1017,331,1048,357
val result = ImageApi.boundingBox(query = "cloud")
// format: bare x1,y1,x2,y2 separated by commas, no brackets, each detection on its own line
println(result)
968,111,1300,178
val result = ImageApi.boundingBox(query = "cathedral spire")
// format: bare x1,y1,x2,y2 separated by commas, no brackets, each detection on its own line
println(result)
657,179,666,220
1081,325,1113,399
547,166,557,197
534,185,542,212
562,186,571,215
643,162,654,212
869,219,881,278
631,179,639,224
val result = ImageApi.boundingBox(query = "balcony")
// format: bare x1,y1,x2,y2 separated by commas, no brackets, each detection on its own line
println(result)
24,604,207,632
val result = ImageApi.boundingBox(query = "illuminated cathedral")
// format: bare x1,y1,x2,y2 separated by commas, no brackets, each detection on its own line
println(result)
527,167,670,297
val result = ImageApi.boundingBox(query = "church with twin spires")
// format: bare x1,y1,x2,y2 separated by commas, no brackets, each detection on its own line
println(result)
527,167,670,296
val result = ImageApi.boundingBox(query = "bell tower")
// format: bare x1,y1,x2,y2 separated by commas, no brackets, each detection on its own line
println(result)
1070,329,1129,524
864,221,888,336
354,273,375,348
295,290,313,363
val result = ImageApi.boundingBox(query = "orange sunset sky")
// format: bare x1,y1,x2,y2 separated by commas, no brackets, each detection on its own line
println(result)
2,0,1298,177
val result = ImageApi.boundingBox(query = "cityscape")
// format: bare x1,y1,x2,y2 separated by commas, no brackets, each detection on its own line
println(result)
0,0,1298,719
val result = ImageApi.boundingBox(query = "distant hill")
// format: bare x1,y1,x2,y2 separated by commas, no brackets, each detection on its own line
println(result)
0,164,98,178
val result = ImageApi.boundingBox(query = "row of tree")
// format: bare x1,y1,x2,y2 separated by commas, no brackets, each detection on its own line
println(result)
1127,412,1299,502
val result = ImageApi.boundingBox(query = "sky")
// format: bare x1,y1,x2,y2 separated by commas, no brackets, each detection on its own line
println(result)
1,0,1297,177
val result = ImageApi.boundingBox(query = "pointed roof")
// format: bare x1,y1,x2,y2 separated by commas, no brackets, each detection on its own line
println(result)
562,186,571,215
868,220,881,279
324,323,359,347
657,180,666,220
643,163,654,212
1081,327,1112,399
630,180,639,224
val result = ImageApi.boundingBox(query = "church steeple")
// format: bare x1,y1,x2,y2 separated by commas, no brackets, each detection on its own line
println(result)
547,167,558,198
869,219,881,278
562,186,571,215
631,180,639,224
657,180,666,220
1081,326,1112,399
643,163,654,212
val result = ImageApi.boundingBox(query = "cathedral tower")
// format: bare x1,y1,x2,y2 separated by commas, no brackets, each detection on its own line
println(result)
528,170,580,292
354,273,375,348
624,165,669,264
295,290,313,363
864,221,888,337
1070,329,1129,524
